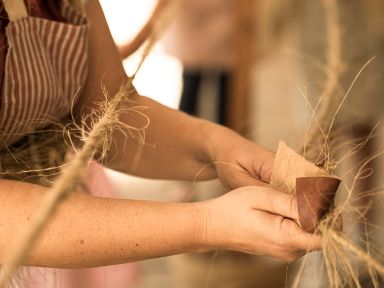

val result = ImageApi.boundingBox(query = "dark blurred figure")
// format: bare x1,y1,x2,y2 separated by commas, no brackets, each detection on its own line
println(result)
119,0,235,125
162,0,235,125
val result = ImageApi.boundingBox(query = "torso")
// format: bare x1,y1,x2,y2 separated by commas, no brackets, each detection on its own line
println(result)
0,0,89,149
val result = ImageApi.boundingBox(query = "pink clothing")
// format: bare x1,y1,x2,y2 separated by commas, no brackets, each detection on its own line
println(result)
13,162,139,288
163,0,235,70
58,163,140,288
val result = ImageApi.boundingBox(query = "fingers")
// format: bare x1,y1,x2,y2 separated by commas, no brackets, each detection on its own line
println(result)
245,187,299,221
274,218,322,262
252,153,275,183
283,219,323,252
231,172,270,188
250,188,322,250
217,162,271,189
215,187,322,261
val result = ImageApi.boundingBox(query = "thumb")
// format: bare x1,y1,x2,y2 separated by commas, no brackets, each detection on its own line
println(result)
250,187,299,221
221,168,270,189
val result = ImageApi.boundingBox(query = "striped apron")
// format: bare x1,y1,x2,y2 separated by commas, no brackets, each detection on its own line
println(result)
0,3,139,288
0,0,89,149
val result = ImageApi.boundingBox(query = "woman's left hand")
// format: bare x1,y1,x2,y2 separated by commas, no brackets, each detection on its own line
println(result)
205,126,275,189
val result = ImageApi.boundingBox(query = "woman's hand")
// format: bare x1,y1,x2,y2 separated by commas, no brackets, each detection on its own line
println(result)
200,186,321,261
203,125,275,189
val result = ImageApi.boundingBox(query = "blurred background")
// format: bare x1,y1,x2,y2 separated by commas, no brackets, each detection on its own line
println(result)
95,1,384,287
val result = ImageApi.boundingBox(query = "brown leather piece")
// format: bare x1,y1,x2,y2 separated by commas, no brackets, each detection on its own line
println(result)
296,176,341,233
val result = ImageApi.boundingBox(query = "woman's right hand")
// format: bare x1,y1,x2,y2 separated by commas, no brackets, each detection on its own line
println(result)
199,186,322,262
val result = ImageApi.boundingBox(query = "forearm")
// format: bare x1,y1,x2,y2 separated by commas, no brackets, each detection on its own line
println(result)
0,180,206,268
104,92,230,181
78,0,217,180
78,0,267,182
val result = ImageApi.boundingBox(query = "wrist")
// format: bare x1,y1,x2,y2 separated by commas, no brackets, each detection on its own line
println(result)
187,119,230,180
189,201,222,253
199,120,275,184
191,200,232,253
199,120,239,163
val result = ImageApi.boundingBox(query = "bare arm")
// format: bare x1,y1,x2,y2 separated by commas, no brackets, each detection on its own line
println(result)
76,0,272,183
0,180,319,268
0,179,205,268
75,0,216,180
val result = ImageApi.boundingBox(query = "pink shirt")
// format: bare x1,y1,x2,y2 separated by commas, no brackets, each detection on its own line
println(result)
163,0,235,70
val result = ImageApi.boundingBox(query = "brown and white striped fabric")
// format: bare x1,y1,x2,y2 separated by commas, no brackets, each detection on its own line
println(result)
0,0,89,149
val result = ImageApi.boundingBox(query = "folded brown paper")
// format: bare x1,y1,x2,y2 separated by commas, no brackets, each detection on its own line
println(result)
271,141,327,196
271,141,341,233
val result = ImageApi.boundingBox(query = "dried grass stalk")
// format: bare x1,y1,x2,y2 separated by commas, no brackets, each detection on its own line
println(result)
302,0,343,166
0,79,143,287
272,140,384,287
271,141,328,195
